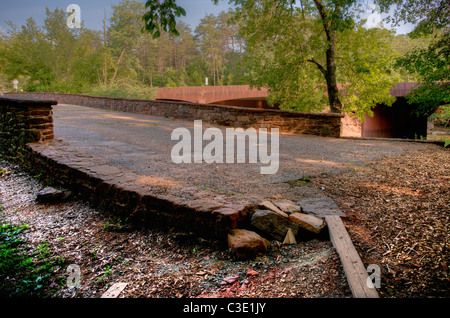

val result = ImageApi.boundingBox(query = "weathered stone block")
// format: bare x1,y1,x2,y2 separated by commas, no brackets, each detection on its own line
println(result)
273,199,301,214
288,212,326,234
227,229,270,260
250,209,299,242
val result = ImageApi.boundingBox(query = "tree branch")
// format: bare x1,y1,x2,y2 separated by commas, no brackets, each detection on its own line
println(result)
307,58,327,76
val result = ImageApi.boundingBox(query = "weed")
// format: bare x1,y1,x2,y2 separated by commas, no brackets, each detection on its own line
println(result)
197,184,210,190
90,244,100,260
96,265,112,285
288,177,311,186
36,241,50,259
0,222,54,296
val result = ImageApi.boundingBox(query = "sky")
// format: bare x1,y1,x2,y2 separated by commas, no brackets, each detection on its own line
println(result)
0,0,415,34
0,0,231,32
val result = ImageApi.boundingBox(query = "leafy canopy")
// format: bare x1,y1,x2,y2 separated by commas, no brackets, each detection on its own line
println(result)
231,0,398,116
142,0,401,118
379,0,450,116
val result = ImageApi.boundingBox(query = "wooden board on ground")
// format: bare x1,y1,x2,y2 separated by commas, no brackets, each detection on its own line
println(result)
325,215,379,298
101,283,128,298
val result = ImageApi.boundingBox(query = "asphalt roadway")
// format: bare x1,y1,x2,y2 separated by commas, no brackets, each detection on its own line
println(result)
52,104,441,204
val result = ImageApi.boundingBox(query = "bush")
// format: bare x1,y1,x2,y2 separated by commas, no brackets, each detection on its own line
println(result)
429,104,450,128
89,80,158,100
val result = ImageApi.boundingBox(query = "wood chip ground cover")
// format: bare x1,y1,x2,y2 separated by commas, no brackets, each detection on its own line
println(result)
0,160,351,298
313,148,449,297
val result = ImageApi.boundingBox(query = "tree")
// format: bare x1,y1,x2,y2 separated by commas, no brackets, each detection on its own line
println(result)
195,14,223,86
0,8,106,93
108,0,146,87
0,18,53,89
395,32,449,117
233,1,399,115
378,0,449,36
380,0,449,117
389,34,432,82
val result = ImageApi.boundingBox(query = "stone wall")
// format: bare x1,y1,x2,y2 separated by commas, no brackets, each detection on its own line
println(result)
6,92,344,138
0,95,249,240
0,96,56,158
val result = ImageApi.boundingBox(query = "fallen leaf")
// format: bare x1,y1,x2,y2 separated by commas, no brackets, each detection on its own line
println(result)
246,270,259,277
221,275,239,285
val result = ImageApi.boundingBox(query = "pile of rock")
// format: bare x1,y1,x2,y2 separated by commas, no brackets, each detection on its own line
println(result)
227,199,327,259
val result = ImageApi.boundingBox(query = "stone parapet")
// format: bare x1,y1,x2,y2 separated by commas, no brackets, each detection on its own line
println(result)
0,96,56,158
6,92,343,138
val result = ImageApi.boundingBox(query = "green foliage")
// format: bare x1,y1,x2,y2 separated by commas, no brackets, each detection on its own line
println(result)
233,0,399,117
395,32,450,117
143,0,186,38
0,0,445,121
389,34,433,82
429,104,450,128
336,25,399,118
377,0,449,37
444,139,450,148
89,79,157,100
0,222,60,297
0,8,108,93
0,1,245,95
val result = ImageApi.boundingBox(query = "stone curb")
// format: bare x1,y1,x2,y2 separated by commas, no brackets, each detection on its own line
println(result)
23,141,252,242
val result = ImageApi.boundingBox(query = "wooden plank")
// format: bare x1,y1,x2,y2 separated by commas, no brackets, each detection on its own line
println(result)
325,215,379,298
101,283,128,298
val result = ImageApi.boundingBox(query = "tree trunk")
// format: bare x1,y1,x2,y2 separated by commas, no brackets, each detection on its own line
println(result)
231,31,236,74
324,35,342,113
313,0,342,113
103,9,108,85
211,47,216,86
239,37,243,74
109,47,126,88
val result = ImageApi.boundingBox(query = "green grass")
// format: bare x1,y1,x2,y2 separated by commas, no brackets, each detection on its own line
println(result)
0,222,64,297
287,177,312,186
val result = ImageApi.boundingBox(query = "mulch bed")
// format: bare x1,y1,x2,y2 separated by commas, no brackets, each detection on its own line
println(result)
2,145,447,298
0,160,350,298
314,148,449,297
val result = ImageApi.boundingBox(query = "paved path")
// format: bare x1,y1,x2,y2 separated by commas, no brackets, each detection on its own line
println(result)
53,104,440,204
